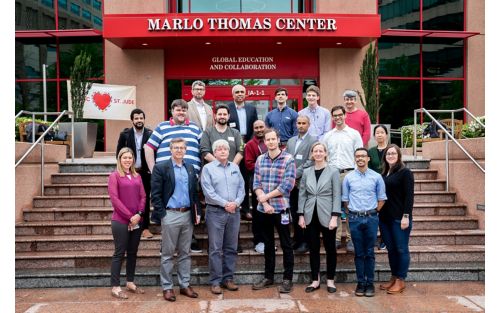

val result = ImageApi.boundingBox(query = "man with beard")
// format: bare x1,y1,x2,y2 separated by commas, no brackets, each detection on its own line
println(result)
228,84,258,221
244,120,267,253
116,108,154,238
200,104,244,165
187,80,214,131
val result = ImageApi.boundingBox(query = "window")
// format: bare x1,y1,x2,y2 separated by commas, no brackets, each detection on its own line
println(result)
41,0,54,8
58,0,68,10
178,0,312,13
93,0,101,10
423,38,464,78
70,3,81,15
379,80,420,129
82,9,91,20
379,37,420,77
380,0,420,30
93,16,102,26
15,40,58,79
423,0,464,31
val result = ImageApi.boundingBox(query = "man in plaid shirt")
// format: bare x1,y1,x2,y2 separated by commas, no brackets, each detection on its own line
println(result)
252,128,296,293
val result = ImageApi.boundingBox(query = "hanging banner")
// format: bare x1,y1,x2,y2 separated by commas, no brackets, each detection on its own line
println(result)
83,83,136,120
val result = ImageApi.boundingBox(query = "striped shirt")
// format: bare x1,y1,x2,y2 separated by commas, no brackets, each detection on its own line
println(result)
253,150,296,213
146,118,202,173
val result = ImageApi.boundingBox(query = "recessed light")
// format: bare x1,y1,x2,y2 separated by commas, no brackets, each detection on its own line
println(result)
276,41,282,45
141,43,148,46
205,42,211,45
336,42,342,45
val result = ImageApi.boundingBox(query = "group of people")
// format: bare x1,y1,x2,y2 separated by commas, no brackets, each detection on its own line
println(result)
107,81,415,301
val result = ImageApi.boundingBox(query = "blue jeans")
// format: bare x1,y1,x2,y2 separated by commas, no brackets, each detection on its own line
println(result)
205,205,240,286
348,213,379,285
379,218,412,279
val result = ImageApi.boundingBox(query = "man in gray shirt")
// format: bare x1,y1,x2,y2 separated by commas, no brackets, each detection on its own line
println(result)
200,104,244,165
201,139,245,295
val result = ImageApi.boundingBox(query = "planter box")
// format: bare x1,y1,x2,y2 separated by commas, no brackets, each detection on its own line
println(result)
59,122,97,158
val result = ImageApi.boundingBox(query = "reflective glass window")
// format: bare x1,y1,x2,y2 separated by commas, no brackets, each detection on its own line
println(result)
423,0,464,30
16,1,56,30
180,0,306,13
58,41,103,79
70,3,80,15
60,0,102,29
58,0,68,10
15,40,57,79
423,38,463,78
379,0,420,30
379,80,420,129
93,0,101,10
82,9,91,21
379,37,420,77
15,82,58,113
423,80,464,119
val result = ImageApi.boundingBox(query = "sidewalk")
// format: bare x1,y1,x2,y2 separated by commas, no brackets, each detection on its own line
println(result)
16,282,484,313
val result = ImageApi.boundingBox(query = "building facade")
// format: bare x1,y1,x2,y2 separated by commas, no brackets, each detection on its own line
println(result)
15,0,484,151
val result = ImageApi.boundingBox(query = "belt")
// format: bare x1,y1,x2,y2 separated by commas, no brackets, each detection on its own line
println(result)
167,207,190,212
208,204,225,210
348,209,378,217
339,168,354,173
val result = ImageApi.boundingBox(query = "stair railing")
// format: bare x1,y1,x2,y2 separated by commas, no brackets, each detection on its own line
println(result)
413,108,485,191
15,110,75,195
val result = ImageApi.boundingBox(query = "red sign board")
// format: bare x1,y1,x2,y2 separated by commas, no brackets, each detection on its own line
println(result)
164,48,318,78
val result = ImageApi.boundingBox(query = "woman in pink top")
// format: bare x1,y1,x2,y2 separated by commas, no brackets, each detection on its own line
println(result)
109,147,146,299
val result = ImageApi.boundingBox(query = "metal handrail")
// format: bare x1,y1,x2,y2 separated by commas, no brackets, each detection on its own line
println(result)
15,110,74,195
413,108,485,191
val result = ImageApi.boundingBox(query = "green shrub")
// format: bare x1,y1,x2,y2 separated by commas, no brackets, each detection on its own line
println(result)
400,123,428,148
462,116,485,138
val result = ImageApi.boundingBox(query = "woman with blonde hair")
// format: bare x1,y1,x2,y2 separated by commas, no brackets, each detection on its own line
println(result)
108,147,146,299
298,142,342,293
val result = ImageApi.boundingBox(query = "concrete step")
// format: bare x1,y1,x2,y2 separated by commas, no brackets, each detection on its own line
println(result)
14,262,484,288
58,161,116,174
15,229,485,253
414,191,456,203
15,245,484,270
16,214,478,236
404,159,431,170
412,203,467,216
44,184,108,196
414,180,446,191
51,173,110,184
411,169,438,180
32,195,111,208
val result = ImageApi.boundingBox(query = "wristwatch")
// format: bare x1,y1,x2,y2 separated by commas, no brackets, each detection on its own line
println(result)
137,211,144,217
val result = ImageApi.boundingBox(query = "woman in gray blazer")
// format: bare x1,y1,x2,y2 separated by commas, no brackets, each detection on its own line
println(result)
298,142,342,293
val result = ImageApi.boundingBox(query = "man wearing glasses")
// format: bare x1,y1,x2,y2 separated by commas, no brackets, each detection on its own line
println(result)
342,147,386,297
188,80,214,132
321,105,363,253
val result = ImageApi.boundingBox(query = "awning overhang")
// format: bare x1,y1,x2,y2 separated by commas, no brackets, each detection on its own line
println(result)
382,29,479,39
103,13,381,49
15,29,103,39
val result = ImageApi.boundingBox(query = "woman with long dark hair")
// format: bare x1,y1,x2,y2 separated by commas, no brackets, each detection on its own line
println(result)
378,144,414,294
108,147,147,299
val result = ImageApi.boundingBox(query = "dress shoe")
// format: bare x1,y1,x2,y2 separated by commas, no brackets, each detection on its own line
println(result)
364,283,375,297
190,238,202,253
278,279,293,293
327,285,337,293
354,283,365,296
221,280,239,291
387,278,405,294
180,286,198,298
380,276,397,290
346,241,355,253
142,229,153,238
294,242,309,254
163,289,176,302
211,285,223,295
336,240,342,250
304,284,320,293
252,278,274,290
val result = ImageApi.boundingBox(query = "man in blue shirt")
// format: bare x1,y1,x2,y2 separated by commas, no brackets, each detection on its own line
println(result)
298,85,331,140
265,87,298,148
201,139,245,295
342,147,387,297
151,138,202,302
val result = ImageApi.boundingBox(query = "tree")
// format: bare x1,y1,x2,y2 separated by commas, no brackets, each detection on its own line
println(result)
358,42,381,123
70,51,93,121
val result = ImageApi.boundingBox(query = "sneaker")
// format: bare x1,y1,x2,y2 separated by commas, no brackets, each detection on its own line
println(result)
346,241,355,253
336,240,341,250
364,283,375,297
252,278,274,290
355,283,365,296
190,238,202,253
295,242,309,254
278,279,293,293
254,242,265,254
379,242,386,250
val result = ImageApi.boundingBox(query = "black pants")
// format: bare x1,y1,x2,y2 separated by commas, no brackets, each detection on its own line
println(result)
239,160,250,214
258,210,294,281
250,175,265,245
110,220,142,287
307,209,337,281
137,168,151,229
289,187,306,246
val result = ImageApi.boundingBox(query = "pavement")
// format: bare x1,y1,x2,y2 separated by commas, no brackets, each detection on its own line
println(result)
15,282,485,313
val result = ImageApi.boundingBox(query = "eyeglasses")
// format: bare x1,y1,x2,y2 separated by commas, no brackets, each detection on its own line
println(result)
386,152,398,156
332,114,344,118
171,146,186,151
193,88,205,92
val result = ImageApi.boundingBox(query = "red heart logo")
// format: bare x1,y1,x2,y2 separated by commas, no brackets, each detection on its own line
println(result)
92,92,112,111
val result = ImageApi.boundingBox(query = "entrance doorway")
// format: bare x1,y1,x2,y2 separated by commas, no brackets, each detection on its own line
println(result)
178,78,313,120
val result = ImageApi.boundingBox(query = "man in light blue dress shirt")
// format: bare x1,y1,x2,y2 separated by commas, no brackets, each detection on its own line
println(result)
298,85,331,140
201,139,245,295
342,147,387,298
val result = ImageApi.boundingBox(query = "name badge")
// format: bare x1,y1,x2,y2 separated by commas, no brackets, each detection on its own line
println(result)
296,155,303,160
228,137,235,141
229,122,236,128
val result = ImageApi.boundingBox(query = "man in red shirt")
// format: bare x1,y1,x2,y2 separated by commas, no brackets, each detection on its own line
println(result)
343,90,371,147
